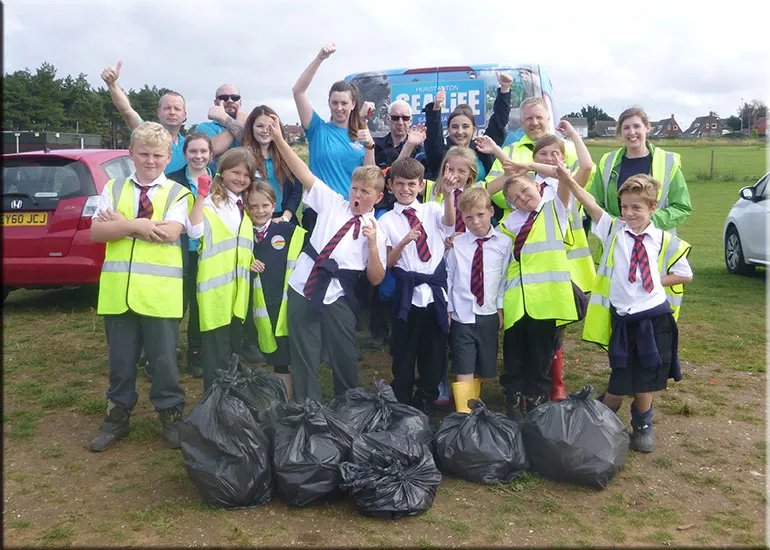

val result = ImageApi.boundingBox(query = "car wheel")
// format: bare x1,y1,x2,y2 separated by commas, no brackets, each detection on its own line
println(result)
725,225,755,275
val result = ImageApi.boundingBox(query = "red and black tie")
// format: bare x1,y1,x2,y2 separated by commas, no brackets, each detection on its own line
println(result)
255,227,266,244
513,210,538,262
627,232,654,292
136,185,154,219
402,207,431,262
303,216,361,298
453,188,466,232
236,199,244,220
471,236,491,305
539,181,547,197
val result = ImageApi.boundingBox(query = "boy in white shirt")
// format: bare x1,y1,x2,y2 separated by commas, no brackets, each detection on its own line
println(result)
378,157,455,414
266,115,387,402
446,188,511,411
559,168,693,453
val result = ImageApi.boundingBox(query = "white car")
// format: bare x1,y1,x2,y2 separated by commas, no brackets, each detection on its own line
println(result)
724,172,769,275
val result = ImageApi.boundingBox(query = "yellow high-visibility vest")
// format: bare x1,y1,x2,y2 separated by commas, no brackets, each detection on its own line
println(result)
197,206,254,332
498,201,578,330
251,225,306,354
582,217,691,349
97,177,192,318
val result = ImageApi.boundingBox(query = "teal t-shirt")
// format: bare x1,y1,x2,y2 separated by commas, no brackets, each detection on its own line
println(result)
264,157,284,214
305,111,365,199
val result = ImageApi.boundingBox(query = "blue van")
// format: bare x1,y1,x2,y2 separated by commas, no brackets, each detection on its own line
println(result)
344,64,559,146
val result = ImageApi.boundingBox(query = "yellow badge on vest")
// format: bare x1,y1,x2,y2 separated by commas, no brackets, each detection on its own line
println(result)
271,235,286,250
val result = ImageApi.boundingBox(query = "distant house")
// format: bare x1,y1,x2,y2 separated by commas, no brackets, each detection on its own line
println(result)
563,117,588,138
651,115,683,138
593,120,617,138
683,112,722,137
750,116,766,136
284,124,305,144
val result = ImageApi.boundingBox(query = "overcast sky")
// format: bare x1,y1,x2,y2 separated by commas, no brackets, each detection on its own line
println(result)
5,0,769,132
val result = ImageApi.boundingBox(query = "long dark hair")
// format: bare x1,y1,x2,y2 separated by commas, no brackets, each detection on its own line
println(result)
242,105,293,186
329,80,365,140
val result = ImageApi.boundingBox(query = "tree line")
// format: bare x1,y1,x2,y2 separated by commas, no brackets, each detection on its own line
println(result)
2,62,175,148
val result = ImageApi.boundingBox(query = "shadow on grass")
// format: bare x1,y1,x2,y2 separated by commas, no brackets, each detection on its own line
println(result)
4,286,99,312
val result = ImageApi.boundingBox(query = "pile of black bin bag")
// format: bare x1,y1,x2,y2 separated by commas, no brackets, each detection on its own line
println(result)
181,367,630,517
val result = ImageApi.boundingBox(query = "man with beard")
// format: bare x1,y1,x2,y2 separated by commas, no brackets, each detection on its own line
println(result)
195,84,248,169
101,61,188,173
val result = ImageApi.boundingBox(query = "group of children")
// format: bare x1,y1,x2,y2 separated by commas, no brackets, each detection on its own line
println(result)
89,102,693,456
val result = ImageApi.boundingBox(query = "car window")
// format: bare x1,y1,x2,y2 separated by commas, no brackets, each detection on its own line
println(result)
755,173,769,200
101,157,131,181
2,158,95,199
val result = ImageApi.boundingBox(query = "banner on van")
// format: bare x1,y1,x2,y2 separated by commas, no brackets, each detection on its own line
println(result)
391,80,486,127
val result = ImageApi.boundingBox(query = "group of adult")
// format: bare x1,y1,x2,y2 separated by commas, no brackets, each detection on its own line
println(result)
101,43,692,378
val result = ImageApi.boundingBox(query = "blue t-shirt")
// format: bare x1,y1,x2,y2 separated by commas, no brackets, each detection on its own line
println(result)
264,157,284,214
305,111,365,199
195,120,240,172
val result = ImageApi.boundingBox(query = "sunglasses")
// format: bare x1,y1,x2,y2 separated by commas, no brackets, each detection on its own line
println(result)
390,115,411,122
216,94,241,102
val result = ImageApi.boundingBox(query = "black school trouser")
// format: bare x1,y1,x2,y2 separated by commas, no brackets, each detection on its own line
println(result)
501,314,557,397
200,318,243,392
390,303,447,405
182,251,201,355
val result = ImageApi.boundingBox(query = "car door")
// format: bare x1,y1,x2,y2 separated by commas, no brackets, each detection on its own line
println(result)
742,174,769,262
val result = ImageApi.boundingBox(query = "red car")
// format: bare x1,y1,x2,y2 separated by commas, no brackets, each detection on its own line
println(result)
2,148,134,301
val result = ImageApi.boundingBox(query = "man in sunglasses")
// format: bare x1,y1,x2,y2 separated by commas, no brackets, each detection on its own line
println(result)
100,61,188,173
195,84,248,167
373,100,425,169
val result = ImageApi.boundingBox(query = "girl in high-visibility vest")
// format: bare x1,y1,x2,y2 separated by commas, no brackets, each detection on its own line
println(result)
187,148,257,391
589,107,692,234
243,180,307,400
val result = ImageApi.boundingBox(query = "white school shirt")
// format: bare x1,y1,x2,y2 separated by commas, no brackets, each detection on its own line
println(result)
92,171,188,228
502,195,571,237
593,211,693,316
287,178,387,305
446,226,512,324
379,200,452,307
534,173,558,201
187,188,245,239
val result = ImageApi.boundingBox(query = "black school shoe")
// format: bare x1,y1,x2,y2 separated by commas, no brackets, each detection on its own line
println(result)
158,408,183,449
88,405,130,452
505,392,525,422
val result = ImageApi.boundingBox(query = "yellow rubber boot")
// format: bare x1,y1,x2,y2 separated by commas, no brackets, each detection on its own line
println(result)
451,381,477,413
474,379,482,401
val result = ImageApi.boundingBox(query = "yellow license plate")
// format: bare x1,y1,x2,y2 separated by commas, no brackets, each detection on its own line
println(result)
3,212,49,226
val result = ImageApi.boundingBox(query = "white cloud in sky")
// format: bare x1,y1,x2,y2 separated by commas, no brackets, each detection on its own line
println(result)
3,0,768,131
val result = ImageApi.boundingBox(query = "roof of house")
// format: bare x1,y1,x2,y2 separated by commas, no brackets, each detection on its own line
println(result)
563,117,588,128
284,124,304,134
594,120,616,135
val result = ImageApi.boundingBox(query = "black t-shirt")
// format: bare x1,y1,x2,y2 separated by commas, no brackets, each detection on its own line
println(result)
617,153,652,209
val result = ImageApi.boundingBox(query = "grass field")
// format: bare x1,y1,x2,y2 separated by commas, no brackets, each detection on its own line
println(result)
2,141,767,547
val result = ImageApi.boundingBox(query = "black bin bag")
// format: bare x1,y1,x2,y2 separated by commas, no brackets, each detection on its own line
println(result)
180,363,273,509
340,430,442,519
328,379,433,446
520,385,630,488
272,399,354,507
237,366,289,411
434,399,529,484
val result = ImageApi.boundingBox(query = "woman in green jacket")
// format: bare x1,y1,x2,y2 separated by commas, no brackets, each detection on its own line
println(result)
589,107,692,233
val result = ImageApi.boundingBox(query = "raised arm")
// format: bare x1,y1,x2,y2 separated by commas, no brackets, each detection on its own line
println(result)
101,61,142,131
482,72,512,146
555,164,603,224
399,124,427,161
556,120,593,187
293,43,336,129
422,87,447,179
267,115,315,192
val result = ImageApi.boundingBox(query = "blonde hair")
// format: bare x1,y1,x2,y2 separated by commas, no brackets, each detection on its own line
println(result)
129,121,172,154
519,97,549,118
434,146,478,199
351,165,385,194
618,174,660,208
503,174,536,200
616,107,650,137
457,187,492,213
210,147,258,208
532,134,565,157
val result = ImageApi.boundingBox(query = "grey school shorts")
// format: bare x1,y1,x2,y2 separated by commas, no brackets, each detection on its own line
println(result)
450,313,500,379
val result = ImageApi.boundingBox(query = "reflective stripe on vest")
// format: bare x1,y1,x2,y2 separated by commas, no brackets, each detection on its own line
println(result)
196,206,253,332
500,201,578,329
582,219,691,348
96,177,191,317
601,147,680,210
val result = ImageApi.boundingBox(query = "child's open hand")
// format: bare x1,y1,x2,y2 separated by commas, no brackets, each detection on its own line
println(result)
407,124,427,145
503,159,528,177
250,259,266,273
197,174,212,198
473,134,498,154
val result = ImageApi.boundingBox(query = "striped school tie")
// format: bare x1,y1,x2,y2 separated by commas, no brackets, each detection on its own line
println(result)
471,236,491,305
402,207,431,262
513,210,538,262
627,232,654,292
236,199,244,220
453,188,466,232
539,181,547,196
303,216,361,298
136,185,154,219
255,227,266,244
